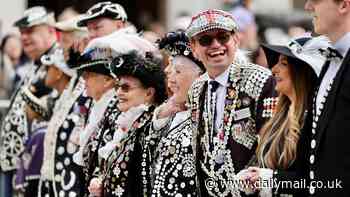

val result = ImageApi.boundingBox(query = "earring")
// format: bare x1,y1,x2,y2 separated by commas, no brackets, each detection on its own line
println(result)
56,72,63,80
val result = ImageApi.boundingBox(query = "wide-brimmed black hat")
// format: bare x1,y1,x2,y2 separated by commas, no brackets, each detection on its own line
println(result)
77,1,127,27
110,50,167,105
14,6,55,28
261,36,331,76
67,47,113,77
68,29,157,77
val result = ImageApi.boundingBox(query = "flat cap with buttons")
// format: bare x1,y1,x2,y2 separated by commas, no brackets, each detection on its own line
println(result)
186,9,238,38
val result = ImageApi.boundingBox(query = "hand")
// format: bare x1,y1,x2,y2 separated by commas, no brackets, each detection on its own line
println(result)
88,178,103,197
247,167,274,191
236,169,256,194
247,167,261,184
157,97,183,119
72,36,90,54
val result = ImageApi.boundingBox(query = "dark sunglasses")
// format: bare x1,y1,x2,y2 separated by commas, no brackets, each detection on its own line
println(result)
115,81,142,92
197,32,232,47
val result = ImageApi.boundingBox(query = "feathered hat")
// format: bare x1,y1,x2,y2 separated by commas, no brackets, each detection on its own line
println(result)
68,28,157,77
158,30,205,72
261,35,332,76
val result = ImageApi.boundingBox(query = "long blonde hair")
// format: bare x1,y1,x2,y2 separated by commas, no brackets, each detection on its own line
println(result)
257,57,315,169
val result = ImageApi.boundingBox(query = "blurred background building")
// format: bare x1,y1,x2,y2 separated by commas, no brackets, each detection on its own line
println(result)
0,0,312,114
0,0,310,36
0,0,314,194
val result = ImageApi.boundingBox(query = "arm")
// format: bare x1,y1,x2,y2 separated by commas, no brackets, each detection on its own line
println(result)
88,177,103,197
247,131,310,196
151,102,174,131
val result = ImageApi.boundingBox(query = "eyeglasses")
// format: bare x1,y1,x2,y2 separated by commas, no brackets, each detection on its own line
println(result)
115,81,142,92
196,32,232,47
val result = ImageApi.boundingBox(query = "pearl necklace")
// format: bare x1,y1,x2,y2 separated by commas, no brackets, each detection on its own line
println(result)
200,64,241,196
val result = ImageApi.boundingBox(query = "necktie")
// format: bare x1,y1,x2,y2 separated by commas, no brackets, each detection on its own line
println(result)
209,80,220,130
318,60,331,81
210,80,220,92
314,47,342,120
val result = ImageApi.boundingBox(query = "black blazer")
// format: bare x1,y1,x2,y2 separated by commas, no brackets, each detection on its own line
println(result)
270,119,311,197
301,49,350,197
261,97,313,197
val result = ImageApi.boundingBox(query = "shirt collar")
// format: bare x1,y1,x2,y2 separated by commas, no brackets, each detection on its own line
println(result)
205,67,230,87
334,32,350,57
95,88,115,105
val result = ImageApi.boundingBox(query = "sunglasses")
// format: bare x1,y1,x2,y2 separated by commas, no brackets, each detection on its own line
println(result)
197,32,232,47
115,81,142,93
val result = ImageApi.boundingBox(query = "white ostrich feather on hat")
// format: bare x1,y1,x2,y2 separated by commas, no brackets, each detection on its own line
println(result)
84,27,157,60
290,35,331,56
288,35,331,76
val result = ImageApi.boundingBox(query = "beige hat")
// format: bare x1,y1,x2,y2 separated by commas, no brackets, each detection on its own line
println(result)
14,6,55,28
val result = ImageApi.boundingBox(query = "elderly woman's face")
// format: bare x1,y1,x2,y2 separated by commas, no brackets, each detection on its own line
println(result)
271,55,294,99
115,76,154,112
168,56,201,104
164,63,176,93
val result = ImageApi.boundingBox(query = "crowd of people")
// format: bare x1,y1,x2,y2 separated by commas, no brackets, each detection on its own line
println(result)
0,0,349,197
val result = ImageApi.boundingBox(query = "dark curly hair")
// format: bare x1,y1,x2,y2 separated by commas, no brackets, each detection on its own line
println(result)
110,50,167,105
157,30,205,72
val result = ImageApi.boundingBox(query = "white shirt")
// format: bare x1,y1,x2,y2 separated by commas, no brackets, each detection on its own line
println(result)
205,67,230,131
169,110,191,130
73,88,116,166
316,33,350,116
